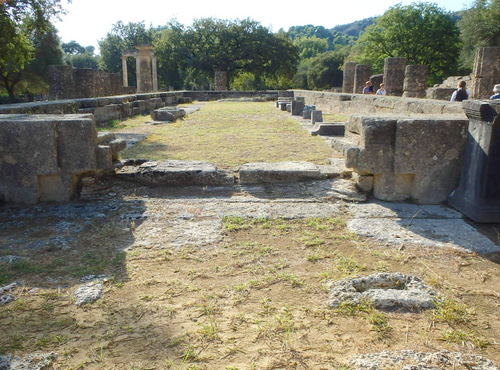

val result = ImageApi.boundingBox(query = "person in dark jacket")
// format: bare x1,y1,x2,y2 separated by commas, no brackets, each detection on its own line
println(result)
450,81,469,102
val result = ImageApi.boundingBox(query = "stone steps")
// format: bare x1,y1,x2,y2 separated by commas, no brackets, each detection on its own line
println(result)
115,159,353,187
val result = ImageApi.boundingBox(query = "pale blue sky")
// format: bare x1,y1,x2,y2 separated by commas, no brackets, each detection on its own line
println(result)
54,0,473,53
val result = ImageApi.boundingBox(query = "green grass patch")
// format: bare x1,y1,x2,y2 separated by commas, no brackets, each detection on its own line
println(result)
119,101,332,169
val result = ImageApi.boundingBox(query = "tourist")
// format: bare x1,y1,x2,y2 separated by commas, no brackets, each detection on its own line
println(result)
490,84,500,100
376,83,386,95
363,81,374,94
450,81,469,102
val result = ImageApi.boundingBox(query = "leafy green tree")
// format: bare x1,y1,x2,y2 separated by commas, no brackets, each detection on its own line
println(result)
62,40,86,55
62,40,99,69
0,0,66,101
293,36,328,59
458,0,500,68
349,2,461,84
185,18,298,89
154,20,190,89
307,49,348,90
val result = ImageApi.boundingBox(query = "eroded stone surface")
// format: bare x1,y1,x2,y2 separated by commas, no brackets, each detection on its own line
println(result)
347,350,499,370
0,352,58,370
328,272,437,309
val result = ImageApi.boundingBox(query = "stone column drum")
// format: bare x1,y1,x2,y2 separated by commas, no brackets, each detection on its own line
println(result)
471,47,500,99
353,64,371,94
403,65,428,98
448,100,500,222
383,57,407,96
342,62,358,94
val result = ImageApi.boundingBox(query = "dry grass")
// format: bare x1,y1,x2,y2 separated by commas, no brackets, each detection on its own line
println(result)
107,101,335,169
1,201,499,369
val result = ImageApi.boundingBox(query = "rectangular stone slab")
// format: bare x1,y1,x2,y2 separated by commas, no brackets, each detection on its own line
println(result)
239,162,322,184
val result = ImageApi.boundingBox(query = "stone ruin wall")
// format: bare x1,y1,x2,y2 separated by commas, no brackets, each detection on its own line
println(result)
48,65,136,100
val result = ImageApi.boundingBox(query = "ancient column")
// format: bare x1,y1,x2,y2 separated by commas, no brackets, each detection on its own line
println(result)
152,56,158,92
342,62,358,94
383,57,407,96
403,65,428,98
471,47,500,99
353,64,371,94
135,45,154,93
215,71,228,91
122,57,128,87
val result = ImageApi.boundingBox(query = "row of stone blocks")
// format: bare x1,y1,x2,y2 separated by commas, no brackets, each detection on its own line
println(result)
333,113,469,204
0,114,126,204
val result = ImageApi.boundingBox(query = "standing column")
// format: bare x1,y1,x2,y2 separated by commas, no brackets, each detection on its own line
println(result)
471,47,500,99
353,64,371,94
403,65,428,98
342,62,358,94
383,57,407,96
122,57,128,87
152,56,158,92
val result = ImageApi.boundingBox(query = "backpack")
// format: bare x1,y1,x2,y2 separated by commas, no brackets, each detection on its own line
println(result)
455,89,468,102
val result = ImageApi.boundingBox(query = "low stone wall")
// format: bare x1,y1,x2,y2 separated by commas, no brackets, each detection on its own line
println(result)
0,114,125,204
0,91,278,124
292,90,465,116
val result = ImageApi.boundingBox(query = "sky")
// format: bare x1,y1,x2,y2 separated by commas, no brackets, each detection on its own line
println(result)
54,0,473,53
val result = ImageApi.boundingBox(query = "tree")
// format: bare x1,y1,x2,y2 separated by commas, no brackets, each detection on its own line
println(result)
458,0,500,68
293,36,328,59
307,49,348,90
0,0,66,101
62,40,99,69
185,18,298,89
348,2,462,84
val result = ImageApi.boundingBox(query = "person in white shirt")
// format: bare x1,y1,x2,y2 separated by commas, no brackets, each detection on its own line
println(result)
376,83,386,95
450,81,470,102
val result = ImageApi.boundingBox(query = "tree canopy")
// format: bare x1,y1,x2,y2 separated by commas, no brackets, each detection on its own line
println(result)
0,0,66,101
348,2,462,84
458,0,500,68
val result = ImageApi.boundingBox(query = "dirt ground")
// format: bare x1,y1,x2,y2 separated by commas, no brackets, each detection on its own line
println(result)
1,179,499,369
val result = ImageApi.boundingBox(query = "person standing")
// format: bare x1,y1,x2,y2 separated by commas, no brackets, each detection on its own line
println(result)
490,84,500,100
450,81,469,102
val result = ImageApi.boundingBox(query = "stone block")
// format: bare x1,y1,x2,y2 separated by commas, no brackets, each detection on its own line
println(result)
239,162,323,184
97,132,116,145
291,100,304,116
373,173,414,201
38,173,78,202
54,115,97,173
352,172,374,192
96,145,113,169
394,116,468,175
109,139,127,160
311,110,323,124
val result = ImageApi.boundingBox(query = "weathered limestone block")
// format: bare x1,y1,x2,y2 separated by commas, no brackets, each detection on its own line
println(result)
38,173,79,202
96,145,113,169
352,172,374,192
354,64,371,94
302,105,315,119
471,47,500,99
394,117,468,203
118,160,234,186
343,62,358,94
109,139,127,160
97,131,116,145
151,107,186,122
311,110,323,124
291,100,304,116
0,117,58,204
403,65,428,98
239,162,323,184
373,173,414,201
384,57,406,96
55,115,97,173
0,114,98,204
426,87,456,101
